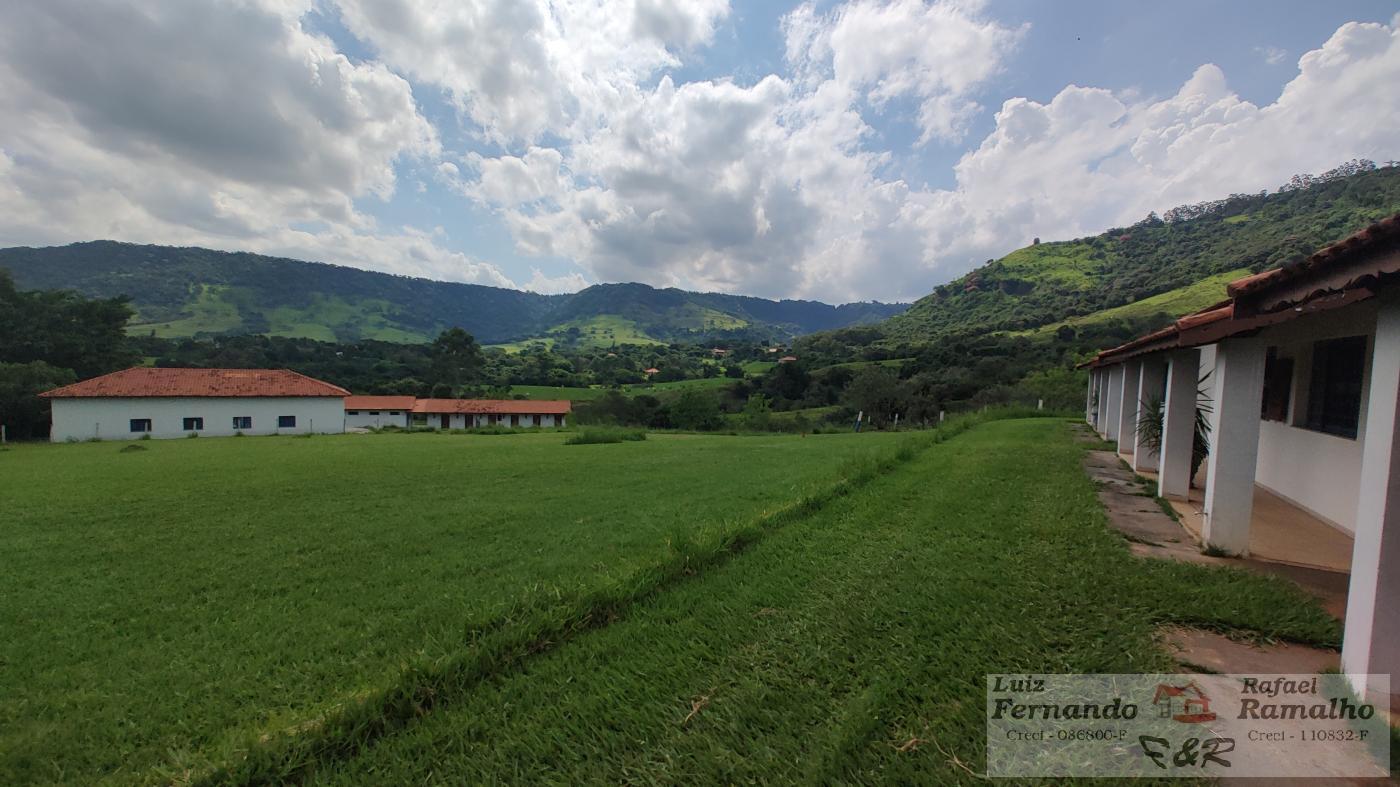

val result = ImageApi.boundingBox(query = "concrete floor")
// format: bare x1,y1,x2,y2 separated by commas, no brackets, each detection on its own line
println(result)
1124,452,1353,573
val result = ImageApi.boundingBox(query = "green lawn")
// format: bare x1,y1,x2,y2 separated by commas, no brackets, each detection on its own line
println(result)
626,376,735,395
508,378,738,402
291,419,1336,784
507,384,610,401
0,420,1344,784
0,430,904,785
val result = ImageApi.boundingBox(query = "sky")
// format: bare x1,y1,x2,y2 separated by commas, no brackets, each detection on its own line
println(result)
2,1,1399,304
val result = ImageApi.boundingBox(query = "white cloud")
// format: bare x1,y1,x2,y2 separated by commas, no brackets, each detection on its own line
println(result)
487,11,1400,302
892,20,1400,295
453,0,1023,300
4,1,1399,306
332,0,731,144
524,267,591,294
785,0,1026,144
0,0,519,288
1256,45,1288,65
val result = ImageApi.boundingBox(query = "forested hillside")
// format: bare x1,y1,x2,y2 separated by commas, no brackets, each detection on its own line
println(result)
0,243,904,345
882,160,1400,342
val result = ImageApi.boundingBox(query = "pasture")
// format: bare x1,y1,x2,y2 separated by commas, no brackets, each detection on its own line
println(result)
0,429,903,784
0,419,1344,784
305,419,1339,784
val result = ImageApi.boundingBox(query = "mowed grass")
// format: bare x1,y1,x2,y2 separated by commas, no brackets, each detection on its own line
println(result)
301,420,1339,785
0,430,905,784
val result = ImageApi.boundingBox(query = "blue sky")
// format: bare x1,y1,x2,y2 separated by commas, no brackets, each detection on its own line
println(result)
3,1,1399,302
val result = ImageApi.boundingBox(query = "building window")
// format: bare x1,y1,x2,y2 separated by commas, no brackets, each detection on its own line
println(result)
368,411,379,415
1304,335,1367,439
183,417,204,431
232,416,252,430
532,414,542,426
347,410,359,415
1260,347,1293,422
130,418,152,433
278,415,297,428
389,411,400,415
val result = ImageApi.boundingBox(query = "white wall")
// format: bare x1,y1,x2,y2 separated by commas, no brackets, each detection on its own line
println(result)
345,410,410,430
1194,302,1376,531
1250,303,1376,532
411,412,564,429
50,397,345,441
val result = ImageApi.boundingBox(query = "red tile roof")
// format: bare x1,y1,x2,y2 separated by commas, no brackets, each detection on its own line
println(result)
344,395,417,410
411,399,572,415
1227,211,1400,299
39,367,350,398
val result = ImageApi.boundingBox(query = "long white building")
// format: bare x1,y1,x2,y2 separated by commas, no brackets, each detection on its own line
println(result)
1084,212,1400,711
39,367,349,441
344,395,416,430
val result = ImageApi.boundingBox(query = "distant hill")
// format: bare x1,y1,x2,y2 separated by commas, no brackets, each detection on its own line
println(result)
880,161,1400,344
0,243,905,345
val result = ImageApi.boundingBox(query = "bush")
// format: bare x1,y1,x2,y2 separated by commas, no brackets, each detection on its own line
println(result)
565,428,647,445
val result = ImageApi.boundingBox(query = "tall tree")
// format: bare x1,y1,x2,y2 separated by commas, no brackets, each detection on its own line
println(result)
429,327,484,391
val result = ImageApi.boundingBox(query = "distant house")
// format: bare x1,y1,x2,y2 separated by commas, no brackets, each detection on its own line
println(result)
409,399,570,429
38,367,349,442
710,348,729,357
778,355,798,364
344,395,416,430
644,367,660,377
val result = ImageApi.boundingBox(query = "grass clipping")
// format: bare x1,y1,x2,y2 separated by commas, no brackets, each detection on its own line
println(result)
178,408,1054,786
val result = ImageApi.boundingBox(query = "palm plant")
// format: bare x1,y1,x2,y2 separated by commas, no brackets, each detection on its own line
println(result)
1134,374,1213,488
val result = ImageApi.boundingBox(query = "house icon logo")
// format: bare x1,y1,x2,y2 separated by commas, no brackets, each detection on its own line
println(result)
1152,681,1217,723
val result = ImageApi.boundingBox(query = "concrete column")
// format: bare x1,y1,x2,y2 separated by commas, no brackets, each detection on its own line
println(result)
1343,296,1400,704
1133,358,1167,472
1115,360,1141,455
1102,366,1120,441
1086,370,1096,424
1202,338,1266,556
1158,349,1200,500
1092,370,1106,432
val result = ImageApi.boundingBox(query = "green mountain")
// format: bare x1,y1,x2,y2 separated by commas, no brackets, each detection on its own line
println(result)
881,161,1400,344
0,243,905,345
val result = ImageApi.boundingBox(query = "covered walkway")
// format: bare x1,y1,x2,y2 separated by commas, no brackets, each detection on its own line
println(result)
1130,455,1353,573
1085,213,1400,710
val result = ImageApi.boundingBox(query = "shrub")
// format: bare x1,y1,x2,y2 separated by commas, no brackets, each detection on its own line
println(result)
565,428,647,445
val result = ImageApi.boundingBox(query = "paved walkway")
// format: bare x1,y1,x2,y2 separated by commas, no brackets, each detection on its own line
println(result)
1125,453,1354,572
1078,428,1344,676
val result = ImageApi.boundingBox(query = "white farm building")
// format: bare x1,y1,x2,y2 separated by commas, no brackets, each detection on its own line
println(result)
344,395,416,429
39,367,350,441
409,398,569,429
1085,212,1400,711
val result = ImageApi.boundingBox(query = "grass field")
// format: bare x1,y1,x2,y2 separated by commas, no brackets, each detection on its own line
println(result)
0,430,905,784
292,419,1337,784
507,384,610,401
508,377,738,402
0,419,1344,784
